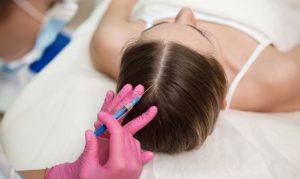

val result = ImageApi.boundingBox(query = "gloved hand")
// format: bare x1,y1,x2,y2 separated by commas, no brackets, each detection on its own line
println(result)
98,83,145,125
94,84,145,164
45,84,157,179
80,110,157,179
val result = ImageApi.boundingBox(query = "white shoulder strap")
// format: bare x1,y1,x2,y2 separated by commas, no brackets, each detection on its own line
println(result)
225,39,271,110
143,17,154,29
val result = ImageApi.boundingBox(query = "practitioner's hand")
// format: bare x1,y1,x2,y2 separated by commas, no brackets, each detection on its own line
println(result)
98,84,145,124
80,109,157,179
94,84,145,164
46,107,157,179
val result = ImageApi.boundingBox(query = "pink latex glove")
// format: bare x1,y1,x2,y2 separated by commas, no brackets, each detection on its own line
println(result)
99,84,145,125
95,84,145,164
46,107,157,179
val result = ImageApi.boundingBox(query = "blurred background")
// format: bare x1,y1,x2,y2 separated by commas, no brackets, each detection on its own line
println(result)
0,0,96,120
67,0,95,30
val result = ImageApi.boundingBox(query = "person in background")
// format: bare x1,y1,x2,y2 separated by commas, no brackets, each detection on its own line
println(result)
0,0,78,112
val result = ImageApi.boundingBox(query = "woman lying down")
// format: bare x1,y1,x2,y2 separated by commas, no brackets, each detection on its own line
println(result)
91,0,300,154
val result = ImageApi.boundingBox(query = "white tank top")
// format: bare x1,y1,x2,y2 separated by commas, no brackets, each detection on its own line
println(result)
132,4,272,110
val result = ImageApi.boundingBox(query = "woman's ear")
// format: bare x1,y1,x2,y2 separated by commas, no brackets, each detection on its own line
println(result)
221,99,227,109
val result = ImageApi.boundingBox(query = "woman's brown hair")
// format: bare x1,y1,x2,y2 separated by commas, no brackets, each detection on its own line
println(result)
117,40,227,154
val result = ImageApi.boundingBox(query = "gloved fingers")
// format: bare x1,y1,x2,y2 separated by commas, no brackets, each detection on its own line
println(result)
124,106,158,135
95,84,145,135
141,151,155,165
107,84,133,112
94,120,102,130
133,138,143,164
94,119,110,138
81,130,99,164
96,84,131,137
127,134,140,157
112,84,145,125
122,135,143,171
97,137,110,165
113,84,144,114
94,116,111,138
97,112,123,134
95,90,115,138
100,90,115,112
97,112,125,164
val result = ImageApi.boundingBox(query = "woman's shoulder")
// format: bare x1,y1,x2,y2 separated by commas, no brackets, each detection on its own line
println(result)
91,20,145,79
230,45,300,112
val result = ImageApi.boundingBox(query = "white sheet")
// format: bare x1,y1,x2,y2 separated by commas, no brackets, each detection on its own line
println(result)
1,1,300,178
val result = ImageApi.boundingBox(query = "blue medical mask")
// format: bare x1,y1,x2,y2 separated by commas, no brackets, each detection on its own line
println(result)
0,0,78,73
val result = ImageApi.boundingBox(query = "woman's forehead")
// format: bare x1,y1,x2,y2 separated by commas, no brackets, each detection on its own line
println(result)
141,23,215,56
